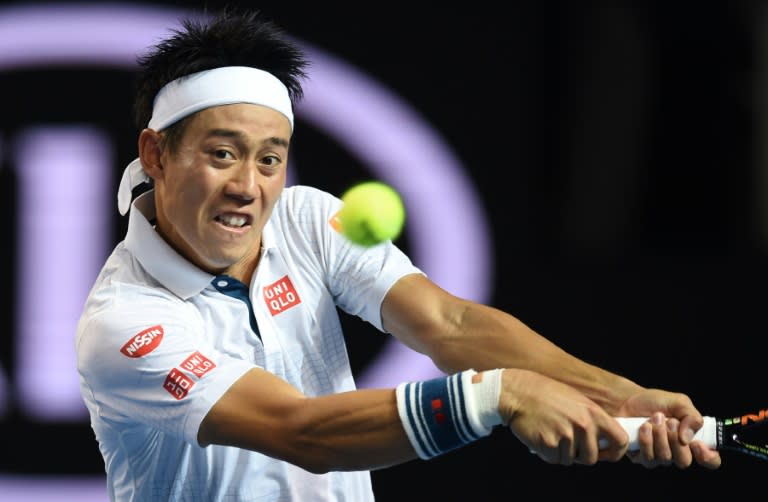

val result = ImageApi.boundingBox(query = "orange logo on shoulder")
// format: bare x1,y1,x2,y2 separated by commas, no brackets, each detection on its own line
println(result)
329,212,342,233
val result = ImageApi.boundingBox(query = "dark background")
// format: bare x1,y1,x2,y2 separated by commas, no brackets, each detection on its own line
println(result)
1,0,766,499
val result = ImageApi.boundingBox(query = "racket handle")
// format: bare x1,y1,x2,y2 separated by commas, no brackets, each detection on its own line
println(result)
600,416,718,450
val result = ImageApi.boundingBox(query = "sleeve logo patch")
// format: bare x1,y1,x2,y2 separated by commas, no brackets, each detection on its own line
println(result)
163,368,194,400
329,212,342,233
263,275,301,315
120,325,164,358
180,351,216,378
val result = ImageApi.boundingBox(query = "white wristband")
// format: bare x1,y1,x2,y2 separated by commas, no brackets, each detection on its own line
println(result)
462,368,504,435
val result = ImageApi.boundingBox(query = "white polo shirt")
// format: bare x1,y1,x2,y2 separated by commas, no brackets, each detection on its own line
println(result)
76,185,423,502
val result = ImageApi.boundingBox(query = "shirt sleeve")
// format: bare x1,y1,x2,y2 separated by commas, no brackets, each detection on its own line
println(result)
300,186,425,332
77,294,254,446
331,238,424,332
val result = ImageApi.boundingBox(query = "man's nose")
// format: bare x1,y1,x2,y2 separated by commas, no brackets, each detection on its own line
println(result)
224,163,259,200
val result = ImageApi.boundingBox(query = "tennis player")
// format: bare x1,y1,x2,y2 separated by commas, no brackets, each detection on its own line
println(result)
75,7,721,501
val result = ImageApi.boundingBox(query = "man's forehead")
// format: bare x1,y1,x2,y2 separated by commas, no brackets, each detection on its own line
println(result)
188,105,292,138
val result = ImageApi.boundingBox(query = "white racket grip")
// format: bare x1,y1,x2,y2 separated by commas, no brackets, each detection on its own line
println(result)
600,416,718,450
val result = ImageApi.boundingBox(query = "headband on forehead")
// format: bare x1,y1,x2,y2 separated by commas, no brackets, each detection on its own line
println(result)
149,66,294,131
117,66,294,215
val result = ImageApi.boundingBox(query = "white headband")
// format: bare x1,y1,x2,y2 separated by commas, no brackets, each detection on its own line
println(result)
117,66,294,215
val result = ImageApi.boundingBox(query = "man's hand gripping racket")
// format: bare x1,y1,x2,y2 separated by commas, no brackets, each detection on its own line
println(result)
606,407,768,461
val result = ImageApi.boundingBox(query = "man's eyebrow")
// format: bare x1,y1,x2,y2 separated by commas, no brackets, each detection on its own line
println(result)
206,129,289,148
266,136,290,149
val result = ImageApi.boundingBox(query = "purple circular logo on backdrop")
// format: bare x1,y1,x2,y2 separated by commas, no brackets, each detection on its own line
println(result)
0,3,492,500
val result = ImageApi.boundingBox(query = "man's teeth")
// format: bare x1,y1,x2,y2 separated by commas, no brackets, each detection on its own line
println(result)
217,215,248,227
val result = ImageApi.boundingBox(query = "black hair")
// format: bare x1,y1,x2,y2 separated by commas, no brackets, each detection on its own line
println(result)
132,7,309,133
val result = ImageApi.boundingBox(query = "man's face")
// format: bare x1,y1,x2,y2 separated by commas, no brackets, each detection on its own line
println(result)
153,103,291,279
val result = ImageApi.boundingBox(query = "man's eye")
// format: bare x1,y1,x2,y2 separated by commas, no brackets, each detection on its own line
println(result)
214,149,234,160
262,155,281,166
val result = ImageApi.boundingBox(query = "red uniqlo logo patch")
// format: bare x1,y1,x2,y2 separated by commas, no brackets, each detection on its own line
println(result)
120,325,164,358
164,368,195,400
263,275,301,315
180,351,216,378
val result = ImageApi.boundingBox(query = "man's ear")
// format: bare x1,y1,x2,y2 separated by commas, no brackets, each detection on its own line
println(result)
138,129,164,181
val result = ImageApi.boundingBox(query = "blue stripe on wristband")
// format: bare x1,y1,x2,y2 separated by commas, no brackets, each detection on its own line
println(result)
397,372,486,459
448,373,476,443
402,379,435,457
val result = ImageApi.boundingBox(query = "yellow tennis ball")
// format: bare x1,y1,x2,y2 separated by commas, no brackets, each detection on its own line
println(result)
338,181,405,247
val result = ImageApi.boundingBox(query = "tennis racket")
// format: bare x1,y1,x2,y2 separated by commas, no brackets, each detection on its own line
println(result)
604,407,768,461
